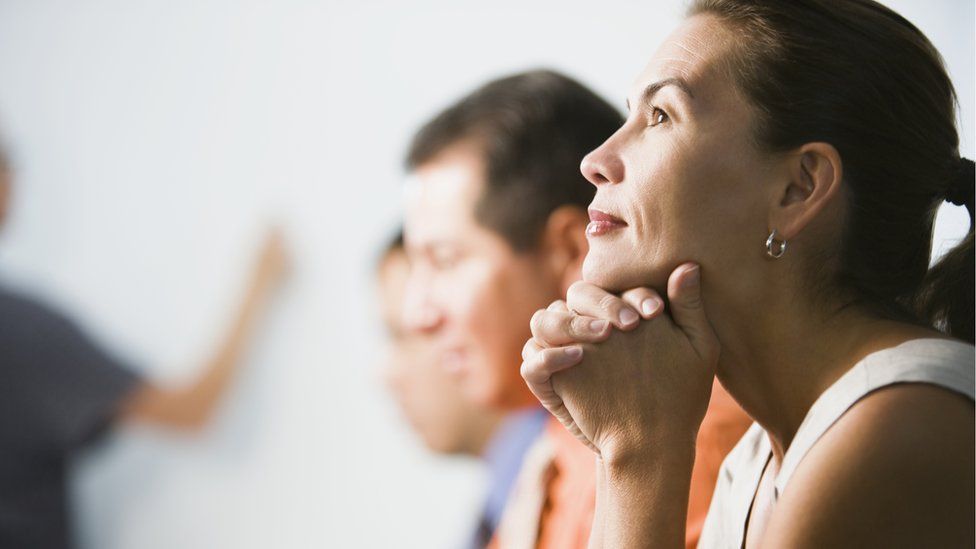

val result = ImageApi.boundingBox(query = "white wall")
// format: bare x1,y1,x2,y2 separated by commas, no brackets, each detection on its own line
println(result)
0,1,971,548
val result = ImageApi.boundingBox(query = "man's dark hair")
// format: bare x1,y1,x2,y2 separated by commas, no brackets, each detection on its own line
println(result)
406,69,624,251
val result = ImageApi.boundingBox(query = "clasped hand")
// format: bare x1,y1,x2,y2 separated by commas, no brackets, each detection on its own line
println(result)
520,263,720,465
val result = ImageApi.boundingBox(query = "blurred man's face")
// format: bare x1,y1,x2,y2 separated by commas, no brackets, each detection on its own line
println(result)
403,142,559,409
379,248,499,455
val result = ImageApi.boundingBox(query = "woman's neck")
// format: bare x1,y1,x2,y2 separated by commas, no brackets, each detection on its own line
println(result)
709,290,940,460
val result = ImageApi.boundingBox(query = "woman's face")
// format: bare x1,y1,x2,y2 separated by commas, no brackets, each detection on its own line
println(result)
581,15,777,294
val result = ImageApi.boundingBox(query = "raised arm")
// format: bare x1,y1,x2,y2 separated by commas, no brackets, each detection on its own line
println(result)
118,228,287,430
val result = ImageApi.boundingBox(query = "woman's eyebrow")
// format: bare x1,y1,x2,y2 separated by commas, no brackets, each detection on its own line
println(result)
626,77,695,111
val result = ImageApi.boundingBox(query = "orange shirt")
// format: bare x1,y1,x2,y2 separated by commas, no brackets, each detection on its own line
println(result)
686,379,753,549
535,417,597,549
489,379,751,549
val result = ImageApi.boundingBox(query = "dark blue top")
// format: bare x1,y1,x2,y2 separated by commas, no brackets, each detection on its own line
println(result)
0,286,141,549
469,407,549,548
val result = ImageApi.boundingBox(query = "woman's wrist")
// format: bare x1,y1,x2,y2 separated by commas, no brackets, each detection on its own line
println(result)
594,436,697,549
600,426,698,475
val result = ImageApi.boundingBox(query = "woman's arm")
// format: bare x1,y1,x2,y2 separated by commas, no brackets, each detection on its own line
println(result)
590,444,697,549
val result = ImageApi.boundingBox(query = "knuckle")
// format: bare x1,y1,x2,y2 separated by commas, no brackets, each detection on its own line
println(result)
529,308,548,332
567,280,587,297
569,315,589,336
521,352,550,382
520,357,543,382
598,292,621,314
566,281,591,307
686,295,704,310
539,348,563,370
547,299,567,311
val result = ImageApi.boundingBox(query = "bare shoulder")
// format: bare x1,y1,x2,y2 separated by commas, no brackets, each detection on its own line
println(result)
762,383,974,548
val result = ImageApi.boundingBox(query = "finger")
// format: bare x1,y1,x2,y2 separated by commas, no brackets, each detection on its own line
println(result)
520,347,582,424
520,348,600,455
530,309,611,348
547,300,569,312
520,345,584,384
566,280,641,330
620,287,665,320
666,263,719,362
521,338,543,362
522,369,598,455
549,372,602,455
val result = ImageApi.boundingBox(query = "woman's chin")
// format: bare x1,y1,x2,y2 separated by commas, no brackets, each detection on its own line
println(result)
582,255,665,294
582,257,634,293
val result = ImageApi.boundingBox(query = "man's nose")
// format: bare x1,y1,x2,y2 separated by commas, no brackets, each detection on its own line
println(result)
401,275,442,334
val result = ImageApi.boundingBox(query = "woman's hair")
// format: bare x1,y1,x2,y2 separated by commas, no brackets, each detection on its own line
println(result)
689,0,974,343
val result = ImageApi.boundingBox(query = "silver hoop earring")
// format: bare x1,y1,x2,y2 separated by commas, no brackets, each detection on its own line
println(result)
766,229,787,259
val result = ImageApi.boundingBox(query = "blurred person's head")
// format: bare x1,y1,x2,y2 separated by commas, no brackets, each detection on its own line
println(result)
378,232,502,455
402,70,623,408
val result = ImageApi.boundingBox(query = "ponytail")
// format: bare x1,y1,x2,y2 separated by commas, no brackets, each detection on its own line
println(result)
914,158,975,343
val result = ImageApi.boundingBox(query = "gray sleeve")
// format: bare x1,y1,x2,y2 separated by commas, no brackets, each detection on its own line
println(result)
0,292,144,453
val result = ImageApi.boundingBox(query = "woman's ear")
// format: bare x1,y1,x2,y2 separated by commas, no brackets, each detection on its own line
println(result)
539,205,590,294
770,142,845,241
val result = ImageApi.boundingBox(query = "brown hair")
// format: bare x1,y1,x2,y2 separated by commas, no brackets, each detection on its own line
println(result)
406,70,623,252
690,0,974,343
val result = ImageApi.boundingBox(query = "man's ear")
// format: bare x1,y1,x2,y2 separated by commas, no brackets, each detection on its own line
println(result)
769,142,845,242
539,205,590,295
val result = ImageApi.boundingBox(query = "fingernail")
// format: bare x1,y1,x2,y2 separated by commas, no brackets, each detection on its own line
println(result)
589,319,609,333
641,297,662,316
619,308,639,326
682,265,700,289
564,346,583,359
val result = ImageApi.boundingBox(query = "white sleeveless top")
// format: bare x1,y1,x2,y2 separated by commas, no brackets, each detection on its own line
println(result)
698,338,975,549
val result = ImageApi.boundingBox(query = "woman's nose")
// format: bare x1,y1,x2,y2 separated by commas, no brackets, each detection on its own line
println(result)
580,133,625,186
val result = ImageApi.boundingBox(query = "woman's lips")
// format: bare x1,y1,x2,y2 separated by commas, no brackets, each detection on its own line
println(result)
587,208,627,236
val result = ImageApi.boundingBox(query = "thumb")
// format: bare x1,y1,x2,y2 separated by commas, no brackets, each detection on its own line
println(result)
667,263,718,360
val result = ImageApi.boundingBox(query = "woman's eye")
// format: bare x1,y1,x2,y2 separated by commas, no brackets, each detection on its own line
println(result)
649,106,669,127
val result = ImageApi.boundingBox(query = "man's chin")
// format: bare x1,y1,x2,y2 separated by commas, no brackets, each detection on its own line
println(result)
463,376,534,411
423,432,463,456
461,377,500,409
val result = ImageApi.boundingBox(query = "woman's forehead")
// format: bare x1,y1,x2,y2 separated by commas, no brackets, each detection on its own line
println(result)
630,14,738,104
